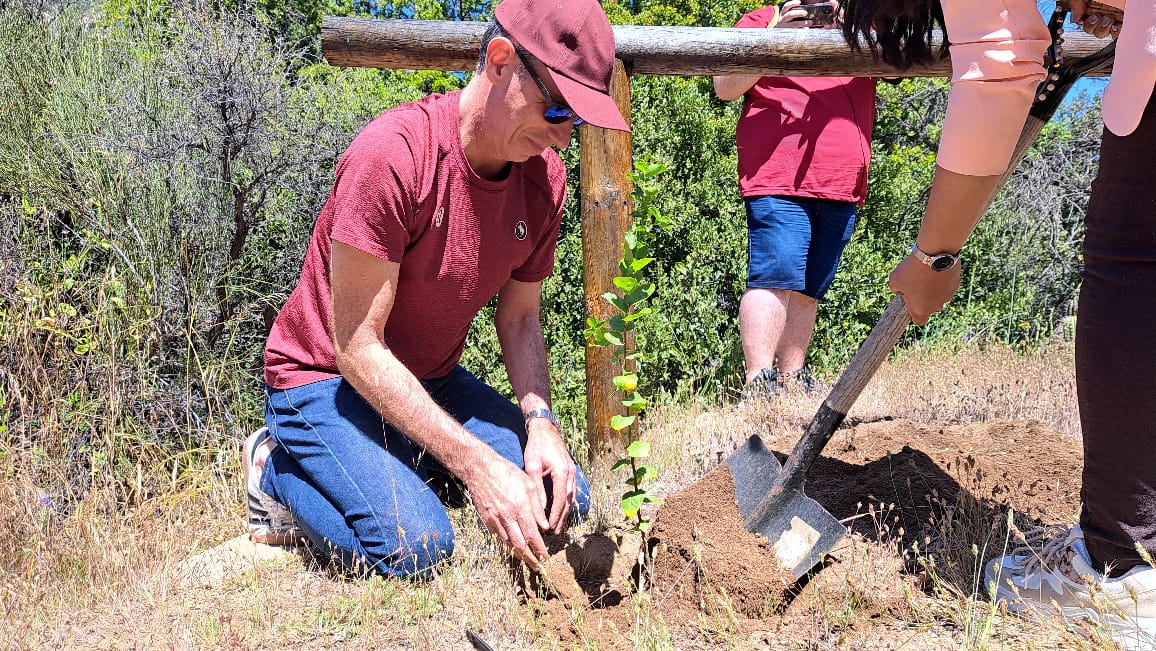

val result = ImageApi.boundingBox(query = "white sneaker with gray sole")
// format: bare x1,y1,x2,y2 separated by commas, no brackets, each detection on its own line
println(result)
984,523,1156,650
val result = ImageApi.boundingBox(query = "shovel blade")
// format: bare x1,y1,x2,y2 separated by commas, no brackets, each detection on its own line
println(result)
724,435,845,579
723,435,784,517
749,488,846,579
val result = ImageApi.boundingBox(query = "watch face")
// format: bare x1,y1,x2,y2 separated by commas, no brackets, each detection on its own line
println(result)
931,255,957,272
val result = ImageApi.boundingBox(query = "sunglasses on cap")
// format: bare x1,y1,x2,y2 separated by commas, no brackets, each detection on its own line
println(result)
513,47,584,127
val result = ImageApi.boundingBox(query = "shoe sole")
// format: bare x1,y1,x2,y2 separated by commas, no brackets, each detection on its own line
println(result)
992,581,1156,650
244,427,303,547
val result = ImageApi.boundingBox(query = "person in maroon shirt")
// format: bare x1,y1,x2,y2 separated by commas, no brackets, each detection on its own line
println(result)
243,0,629,578
714,0,877,398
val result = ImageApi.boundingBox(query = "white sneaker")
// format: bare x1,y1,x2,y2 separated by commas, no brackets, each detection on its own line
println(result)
984,523,1156,649
244,427,303,546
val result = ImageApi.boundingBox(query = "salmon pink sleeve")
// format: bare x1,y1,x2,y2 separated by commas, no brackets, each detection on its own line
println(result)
936,0,1051,176
1102,0,1156,136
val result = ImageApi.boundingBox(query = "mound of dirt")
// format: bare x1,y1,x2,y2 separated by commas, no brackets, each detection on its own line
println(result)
522,418,1084,648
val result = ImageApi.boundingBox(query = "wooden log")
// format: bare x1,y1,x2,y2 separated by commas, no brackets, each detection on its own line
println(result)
580,60,633,464
322,16,1114,77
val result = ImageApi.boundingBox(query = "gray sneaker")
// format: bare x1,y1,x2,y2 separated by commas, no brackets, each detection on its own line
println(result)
741,368,781,403
244,427,303,546
984,523,1156,649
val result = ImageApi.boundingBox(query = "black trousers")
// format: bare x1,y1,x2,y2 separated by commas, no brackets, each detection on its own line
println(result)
1078,90,1156,572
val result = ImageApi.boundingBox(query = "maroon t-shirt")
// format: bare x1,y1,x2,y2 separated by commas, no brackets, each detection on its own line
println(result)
735,6,876,205
264,91,566,389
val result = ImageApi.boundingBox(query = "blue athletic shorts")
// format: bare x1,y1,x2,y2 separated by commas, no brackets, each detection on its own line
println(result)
745,195,857,300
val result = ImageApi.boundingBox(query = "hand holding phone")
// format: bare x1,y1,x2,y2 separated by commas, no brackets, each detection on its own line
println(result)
798,2,835,26
774,1,838,28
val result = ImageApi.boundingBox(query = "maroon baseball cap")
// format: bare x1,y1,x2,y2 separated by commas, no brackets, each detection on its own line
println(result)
495,0,630,132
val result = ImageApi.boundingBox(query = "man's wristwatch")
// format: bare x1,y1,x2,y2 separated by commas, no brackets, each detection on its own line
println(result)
910,244,961,272
524,408,561,429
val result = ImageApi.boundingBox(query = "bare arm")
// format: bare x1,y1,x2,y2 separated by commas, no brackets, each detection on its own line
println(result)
329,241,550,568
495,278,577,533
712,1,835,101
713,74,763,102
888,166,1002,325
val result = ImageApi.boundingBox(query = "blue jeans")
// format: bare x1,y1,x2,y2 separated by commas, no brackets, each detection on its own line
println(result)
262,367,591,578
745,195,857,300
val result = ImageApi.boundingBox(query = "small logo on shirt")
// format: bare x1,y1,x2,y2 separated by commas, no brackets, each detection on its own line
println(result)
514,221,527,241
433,206,444,228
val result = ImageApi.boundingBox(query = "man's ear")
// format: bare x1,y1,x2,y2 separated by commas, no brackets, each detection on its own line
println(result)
482,36,519,84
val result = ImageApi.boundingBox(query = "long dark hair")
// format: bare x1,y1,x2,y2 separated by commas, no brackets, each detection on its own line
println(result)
841,0,949,70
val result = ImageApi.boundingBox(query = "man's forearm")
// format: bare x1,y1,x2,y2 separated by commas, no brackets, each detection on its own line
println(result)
496,311,552,415
337,344,495,483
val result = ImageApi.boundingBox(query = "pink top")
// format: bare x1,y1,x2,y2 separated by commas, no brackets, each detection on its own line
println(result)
264,91,566,389
939,0,1155,177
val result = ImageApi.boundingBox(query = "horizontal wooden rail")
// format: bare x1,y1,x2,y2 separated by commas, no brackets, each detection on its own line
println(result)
322,16,1114,77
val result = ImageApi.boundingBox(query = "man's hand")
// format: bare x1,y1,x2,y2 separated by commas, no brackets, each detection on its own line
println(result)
889,255,961,325
1070,0,1122,40
465,453,551,571
523,418,578,534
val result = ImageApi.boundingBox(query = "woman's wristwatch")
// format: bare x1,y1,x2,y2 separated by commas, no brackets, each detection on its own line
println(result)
911,244,961,272
524,408,561,429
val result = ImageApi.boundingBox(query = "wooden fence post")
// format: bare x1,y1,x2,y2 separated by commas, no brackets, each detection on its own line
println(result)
580,59,633,464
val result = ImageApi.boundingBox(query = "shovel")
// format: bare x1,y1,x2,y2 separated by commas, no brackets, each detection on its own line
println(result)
725,295,910,578
724,2,1118,579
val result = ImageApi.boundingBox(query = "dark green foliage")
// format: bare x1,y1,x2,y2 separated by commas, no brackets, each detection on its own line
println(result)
0,3,421,502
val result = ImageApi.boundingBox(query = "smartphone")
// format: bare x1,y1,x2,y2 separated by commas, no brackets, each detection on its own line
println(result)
798,2,835,25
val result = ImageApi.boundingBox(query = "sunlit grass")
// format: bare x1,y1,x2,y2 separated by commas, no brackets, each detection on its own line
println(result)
1,337,1101,649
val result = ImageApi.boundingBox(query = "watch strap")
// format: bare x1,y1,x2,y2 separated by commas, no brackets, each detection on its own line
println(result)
910,244,961,271
524,408,560,429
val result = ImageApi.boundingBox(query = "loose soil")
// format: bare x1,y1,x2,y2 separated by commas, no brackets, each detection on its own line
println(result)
523,418,1085,649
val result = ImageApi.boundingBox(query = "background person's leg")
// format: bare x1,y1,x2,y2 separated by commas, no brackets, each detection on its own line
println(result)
776,199,857,376
423,366,592,518
263,378,455,578
775,291,818,374
739,288,790,382
1078,97,1156,572
742,195,811,382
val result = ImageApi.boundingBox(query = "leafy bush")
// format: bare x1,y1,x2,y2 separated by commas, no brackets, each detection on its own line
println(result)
0,3,422,503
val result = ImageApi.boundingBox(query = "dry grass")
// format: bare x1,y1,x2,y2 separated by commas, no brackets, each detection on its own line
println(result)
1,340,1122,650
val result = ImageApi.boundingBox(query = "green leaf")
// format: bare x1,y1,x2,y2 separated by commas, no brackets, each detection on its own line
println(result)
633,465,656,483
610,414,635,431
621,394,647,411
626,439,651,458
624,230,637,249
603,331,623,346
629,257,654,273
620,490,646,518
622,307,653,323
613,276,639,293
610,458,632,472
613,373,639,392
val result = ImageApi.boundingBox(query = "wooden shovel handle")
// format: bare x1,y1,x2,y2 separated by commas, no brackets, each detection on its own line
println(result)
775,295,910,492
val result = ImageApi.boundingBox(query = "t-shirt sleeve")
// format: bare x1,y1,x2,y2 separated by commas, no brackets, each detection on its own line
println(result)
511,199,564,283
510,157,566,283
936,0,1050,176
328,119,423,263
